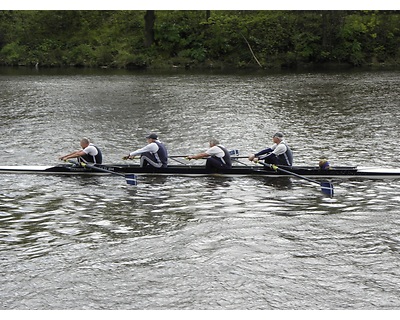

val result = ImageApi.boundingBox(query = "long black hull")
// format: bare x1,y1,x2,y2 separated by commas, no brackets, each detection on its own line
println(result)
1,163,400,179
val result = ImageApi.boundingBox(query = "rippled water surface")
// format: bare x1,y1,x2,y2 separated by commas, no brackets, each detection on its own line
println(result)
1,67,400,309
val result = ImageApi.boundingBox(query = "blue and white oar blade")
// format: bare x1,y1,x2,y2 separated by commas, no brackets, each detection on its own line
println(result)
125,174,137,186
321,181,334,197
229,149,240,157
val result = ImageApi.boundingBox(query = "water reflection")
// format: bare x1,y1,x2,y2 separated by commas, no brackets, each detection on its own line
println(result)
254,176,293,190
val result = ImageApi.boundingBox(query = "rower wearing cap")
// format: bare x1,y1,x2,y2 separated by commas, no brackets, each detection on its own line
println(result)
248,132,293,166
123,133,168,168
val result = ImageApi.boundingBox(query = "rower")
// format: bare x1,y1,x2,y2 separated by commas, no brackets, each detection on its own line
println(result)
59,138,103,164
248,132,293,166
187,138,232,172
123,133,168,168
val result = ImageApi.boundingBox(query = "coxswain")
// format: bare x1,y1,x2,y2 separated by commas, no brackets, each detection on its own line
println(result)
319,159,331,170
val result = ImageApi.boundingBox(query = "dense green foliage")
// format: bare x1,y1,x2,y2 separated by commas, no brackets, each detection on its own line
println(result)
0,10,399,69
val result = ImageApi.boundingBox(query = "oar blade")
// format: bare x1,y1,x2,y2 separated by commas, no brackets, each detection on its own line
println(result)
321,181,334,197
229,149,240,157
125,174,137,186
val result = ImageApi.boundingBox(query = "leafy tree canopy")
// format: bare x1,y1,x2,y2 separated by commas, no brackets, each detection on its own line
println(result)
0,10,399,69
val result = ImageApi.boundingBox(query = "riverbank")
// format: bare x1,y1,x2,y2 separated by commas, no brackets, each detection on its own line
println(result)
1,60,398,75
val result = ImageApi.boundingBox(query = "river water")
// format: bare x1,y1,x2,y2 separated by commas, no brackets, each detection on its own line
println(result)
1,67,400,310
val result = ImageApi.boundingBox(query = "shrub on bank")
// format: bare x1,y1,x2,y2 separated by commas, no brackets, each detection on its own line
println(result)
0,11,399,69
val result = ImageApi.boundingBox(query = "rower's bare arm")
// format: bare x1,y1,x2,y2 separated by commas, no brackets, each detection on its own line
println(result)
188,152,209,160
60,150,85,160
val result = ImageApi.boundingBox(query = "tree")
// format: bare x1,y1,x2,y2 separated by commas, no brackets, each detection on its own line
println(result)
144,10,155,47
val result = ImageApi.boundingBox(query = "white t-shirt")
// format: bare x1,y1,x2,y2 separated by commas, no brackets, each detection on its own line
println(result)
83,144,98,156
270,141,288,156
206,145,225,158
130,142,159,157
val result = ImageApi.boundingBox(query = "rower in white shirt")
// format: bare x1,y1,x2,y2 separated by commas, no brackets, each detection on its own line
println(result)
187,138,232,171
123,133,168,168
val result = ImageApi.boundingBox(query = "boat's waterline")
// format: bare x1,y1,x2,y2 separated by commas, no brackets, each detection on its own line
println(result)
2,164,400,179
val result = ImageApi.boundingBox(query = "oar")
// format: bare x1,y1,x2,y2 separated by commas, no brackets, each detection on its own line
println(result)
231,158,250,166
258,162,334,197
168,156,189,165
231,156,252,159
169,150,250,166
169,155,190,158
169,149,241,159
67,160,137,186
228,149,249,166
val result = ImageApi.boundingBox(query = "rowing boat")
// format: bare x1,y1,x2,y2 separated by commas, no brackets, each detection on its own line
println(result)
1,163,400,179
